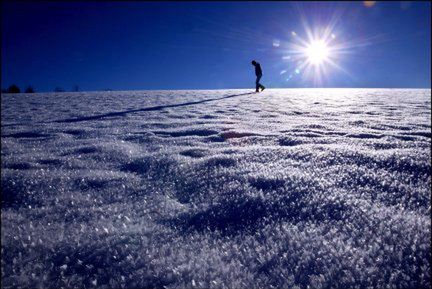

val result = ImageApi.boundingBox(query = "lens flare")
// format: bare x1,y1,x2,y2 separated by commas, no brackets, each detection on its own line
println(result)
363,1,376,8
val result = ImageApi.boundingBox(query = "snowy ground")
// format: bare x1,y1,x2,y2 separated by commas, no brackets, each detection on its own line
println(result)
1,88,431,289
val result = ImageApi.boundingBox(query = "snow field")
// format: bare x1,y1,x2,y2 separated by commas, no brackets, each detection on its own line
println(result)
1,88,431,288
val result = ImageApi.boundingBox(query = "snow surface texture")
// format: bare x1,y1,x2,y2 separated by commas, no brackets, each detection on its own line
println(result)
1,88,431,289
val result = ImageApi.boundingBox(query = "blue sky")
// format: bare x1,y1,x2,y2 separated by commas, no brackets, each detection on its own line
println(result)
1,1,431,91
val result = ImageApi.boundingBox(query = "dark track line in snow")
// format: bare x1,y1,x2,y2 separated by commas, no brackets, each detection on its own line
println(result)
54,92,255,123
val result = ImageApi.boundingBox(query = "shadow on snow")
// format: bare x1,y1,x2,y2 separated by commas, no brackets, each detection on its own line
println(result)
55,92,255,123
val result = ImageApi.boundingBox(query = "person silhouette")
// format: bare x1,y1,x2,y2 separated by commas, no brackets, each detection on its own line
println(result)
251,60,265,92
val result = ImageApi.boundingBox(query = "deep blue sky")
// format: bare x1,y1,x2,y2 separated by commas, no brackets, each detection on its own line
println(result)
1,1,431,91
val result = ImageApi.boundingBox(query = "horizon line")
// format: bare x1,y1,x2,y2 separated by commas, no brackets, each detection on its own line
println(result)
1,87,431,94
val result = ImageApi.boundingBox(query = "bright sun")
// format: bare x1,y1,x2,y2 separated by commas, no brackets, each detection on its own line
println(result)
305,40,329,65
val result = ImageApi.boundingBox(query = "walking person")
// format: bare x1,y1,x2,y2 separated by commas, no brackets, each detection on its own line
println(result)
251,60,265,92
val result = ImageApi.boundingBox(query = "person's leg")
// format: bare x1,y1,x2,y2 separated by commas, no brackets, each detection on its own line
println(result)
256,75,261,92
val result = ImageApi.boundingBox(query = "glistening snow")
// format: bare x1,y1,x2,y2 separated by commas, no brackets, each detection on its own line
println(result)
1,89,431,288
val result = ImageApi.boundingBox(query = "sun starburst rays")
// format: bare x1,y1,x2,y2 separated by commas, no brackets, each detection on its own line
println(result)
279,19,354,86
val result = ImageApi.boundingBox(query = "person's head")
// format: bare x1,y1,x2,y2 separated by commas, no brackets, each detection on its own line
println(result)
251,60,257,66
